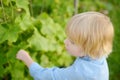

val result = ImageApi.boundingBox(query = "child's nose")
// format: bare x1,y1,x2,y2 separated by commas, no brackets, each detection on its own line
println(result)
64,39,69,45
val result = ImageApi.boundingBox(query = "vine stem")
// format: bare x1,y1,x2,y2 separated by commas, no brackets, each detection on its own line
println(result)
1,0,7,23
29,0,33,16
10,0,14,21
74,0,78,15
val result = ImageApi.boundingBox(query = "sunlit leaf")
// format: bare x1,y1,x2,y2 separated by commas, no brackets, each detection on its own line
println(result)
0,24,20,43
28,28,49,51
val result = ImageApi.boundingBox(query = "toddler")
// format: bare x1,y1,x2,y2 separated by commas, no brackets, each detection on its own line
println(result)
16,11,114,80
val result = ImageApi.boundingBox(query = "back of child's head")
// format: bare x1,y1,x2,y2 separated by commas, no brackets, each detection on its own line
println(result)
65,11,114,59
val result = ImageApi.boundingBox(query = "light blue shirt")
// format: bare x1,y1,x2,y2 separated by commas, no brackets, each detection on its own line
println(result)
29,56,109,80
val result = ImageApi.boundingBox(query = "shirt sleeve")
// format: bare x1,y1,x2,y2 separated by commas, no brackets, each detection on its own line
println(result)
29,62,84,80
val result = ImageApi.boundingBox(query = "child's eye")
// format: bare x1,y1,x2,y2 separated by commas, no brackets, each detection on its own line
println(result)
69,39,74,44
71,41,74,44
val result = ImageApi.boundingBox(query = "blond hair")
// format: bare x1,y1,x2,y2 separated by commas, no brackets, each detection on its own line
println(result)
65,12,114,59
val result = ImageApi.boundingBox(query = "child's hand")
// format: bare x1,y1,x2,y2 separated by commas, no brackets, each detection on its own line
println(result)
16,50,30,61
16,50,34,67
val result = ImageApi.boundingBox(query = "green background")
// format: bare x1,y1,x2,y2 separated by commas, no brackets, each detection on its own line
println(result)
0,0,120,80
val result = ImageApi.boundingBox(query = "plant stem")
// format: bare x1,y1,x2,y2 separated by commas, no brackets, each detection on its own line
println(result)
1,0,7,23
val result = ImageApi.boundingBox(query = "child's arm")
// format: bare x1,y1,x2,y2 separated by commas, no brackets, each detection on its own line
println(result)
16,50,34,67
16,50,85,80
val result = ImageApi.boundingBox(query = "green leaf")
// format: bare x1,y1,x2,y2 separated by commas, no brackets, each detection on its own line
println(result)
40,54,49,67
6,46,20,62
10,61,25,80
0,25,6,43
28,28,49,51
2,0,11,6
15,15,34,31
0,24,21,43
0,52,7,77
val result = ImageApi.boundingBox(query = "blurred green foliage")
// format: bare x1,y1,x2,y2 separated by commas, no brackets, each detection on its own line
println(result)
0,0,120,80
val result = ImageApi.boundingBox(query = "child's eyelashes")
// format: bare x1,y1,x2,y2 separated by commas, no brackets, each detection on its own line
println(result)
71,41,74,44
69,39,75,44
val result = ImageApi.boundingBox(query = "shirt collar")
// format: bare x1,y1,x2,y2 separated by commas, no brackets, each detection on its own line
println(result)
77,56,106,64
